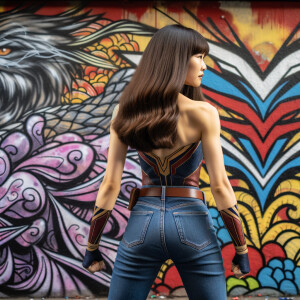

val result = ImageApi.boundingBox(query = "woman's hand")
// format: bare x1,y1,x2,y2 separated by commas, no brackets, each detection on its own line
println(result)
86,260,106,274
82,248,105,274
231,252,250,279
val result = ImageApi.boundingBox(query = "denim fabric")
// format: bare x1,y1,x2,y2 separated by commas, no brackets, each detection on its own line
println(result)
108,185,226,300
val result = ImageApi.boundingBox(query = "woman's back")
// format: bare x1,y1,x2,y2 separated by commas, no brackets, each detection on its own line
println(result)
148,93,206,159
137,93,212,187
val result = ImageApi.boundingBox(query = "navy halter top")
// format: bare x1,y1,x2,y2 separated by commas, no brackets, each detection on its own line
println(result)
137,141,203,187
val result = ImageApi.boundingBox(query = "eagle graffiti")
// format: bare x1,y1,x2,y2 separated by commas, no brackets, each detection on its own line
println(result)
0,5,155,127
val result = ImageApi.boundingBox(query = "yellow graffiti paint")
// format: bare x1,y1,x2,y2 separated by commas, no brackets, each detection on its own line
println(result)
220,2,296,61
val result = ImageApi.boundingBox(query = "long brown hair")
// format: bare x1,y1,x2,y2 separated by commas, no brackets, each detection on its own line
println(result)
113,24,209,152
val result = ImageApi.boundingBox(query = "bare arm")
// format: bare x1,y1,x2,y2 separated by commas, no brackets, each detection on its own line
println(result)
199,103,236,210
95,104,128,210
200,103,250,278
82,104,128,272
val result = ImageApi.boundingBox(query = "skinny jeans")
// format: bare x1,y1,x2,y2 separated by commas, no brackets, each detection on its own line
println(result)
108,185,226,300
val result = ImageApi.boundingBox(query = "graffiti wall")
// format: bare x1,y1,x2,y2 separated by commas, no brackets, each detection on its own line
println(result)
0,1,299,298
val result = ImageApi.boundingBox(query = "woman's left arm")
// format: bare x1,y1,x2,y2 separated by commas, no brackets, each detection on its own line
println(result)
95,104,128,210
82,104,128,273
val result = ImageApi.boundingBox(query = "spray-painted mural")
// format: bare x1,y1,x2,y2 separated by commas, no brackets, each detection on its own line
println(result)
0,2,299,298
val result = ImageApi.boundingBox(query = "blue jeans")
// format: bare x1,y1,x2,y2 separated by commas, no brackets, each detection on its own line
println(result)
108,186,226,300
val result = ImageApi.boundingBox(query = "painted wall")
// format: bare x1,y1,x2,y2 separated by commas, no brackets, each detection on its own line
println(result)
0,1,299,298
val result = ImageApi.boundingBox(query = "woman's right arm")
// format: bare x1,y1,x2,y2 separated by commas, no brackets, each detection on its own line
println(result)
194,102,250,278
198,104,236,209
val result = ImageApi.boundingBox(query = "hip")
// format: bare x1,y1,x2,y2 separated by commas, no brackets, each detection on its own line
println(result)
123,186,218,253
135,184,207,211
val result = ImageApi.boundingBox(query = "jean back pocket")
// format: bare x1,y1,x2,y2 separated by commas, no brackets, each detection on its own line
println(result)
122,211,153,247
173,211,211,250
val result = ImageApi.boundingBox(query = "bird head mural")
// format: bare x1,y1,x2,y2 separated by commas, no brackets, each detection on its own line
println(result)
0,5,155,127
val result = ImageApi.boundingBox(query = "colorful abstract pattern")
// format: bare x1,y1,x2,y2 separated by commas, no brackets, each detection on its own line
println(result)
0,2,299,298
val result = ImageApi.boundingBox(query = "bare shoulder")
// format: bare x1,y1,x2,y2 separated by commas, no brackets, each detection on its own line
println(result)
188,101,219,129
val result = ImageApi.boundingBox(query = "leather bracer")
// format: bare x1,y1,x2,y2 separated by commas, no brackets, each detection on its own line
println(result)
219,204,248,255
87,206,112,252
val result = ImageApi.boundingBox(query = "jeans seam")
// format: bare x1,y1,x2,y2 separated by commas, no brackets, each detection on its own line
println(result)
160,186,170,257
173,211,208,215
135,201,161,210
167,202,205,211
131,210,154,214
181,239,211,250
122,212,153,247
173,213,211,250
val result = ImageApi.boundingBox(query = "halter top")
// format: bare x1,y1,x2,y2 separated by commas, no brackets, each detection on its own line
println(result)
137,141,203,187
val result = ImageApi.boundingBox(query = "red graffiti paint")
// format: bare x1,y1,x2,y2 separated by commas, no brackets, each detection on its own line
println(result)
222,244,263,277
203,89,300,161
261,243,286,265
251,2,300,30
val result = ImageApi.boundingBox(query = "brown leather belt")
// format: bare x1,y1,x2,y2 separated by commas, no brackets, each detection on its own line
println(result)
139,186,204,201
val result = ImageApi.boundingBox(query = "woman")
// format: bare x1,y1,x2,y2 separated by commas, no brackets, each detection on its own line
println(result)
82,24,250,300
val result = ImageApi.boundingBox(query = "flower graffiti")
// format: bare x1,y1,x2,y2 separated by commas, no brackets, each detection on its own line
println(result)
258,259,300,294
0,114,141,297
